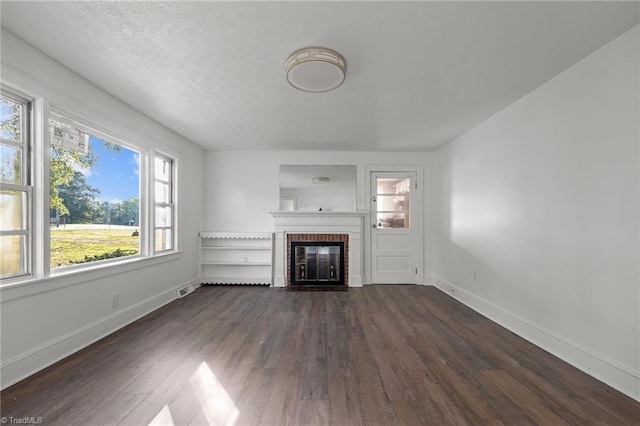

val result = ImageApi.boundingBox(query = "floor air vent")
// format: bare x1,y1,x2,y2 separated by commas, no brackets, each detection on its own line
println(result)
177,284,195,298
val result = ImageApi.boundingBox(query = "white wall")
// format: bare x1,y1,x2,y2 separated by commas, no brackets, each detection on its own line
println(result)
203,150,434,281
433,26,639,400
0,30,205,389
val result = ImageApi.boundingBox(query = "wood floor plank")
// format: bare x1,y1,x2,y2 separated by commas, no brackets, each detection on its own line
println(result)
326,368,363,426
483,369,571,425
292,399,329,426
297,324,328,401
234,367,273,425
79,392,147,426
2,285,639,425
347,328,399,425
259,335,303,425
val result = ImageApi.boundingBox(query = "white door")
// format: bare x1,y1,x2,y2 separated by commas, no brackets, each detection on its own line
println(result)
370,171,420,284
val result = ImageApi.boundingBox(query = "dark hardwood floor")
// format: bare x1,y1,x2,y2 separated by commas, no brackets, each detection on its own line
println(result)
2,285,639,425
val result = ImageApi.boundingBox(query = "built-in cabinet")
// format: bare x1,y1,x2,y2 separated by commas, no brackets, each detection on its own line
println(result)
199,232,273,285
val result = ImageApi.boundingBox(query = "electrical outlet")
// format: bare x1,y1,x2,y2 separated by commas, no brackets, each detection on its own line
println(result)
473,271,478,281
111,293,119,309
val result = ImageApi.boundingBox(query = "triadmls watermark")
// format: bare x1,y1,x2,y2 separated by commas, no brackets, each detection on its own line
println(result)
0,417,44,425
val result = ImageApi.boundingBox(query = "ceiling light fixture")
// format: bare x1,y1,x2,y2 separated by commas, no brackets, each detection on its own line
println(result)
285,47,346,93
312,177,331,184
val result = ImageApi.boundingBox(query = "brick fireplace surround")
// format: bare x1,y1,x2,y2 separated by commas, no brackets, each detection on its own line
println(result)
269,211,366,287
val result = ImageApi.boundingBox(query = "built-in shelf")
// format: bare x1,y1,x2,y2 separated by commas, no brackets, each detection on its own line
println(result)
201,246,271,249
199,232,273,286
201,261,271,266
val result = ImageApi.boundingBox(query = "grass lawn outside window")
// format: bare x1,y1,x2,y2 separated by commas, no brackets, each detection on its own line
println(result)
50,224,139,268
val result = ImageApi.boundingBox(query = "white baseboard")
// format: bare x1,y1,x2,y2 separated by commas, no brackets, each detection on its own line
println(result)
1,278,200,390
421,275,436,286
349,279,363,288
429,275,640,403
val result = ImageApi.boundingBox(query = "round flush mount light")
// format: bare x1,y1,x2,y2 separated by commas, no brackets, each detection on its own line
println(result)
312,177,331,184
285,47,346,93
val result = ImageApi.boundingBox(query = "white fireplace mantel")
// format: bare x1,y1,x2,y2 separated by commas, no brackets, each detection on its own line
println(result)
269,211,367,287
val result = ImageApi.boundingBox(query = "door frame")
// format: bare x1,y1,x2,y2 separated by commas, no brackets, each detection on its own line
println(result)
364,164,424,285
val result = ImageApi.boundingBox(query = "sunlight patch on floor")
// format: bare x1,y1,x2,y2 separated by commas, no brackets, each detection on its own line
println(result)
147,362,239,426
149,404,175,426
189,361,240,426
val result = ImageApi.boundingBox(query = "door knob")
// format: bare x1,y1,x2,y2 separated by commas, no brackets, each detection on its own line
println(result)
372,223,377,228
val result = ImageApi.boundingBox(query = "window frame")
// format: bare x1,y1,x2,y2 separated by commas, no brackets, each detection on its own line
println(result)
153,152,176,254
0,89,33,280
47,110,147,272
0,78,182,291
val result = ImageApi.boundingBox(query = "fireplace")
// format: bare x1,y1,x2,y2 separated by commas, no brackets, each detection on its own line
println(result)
287,233,349,288
290,241,345,286
270,211,366,287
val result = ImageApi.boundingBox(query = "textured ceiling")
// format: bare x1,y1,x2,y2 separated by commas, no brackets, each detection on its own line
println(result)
1,1,638,151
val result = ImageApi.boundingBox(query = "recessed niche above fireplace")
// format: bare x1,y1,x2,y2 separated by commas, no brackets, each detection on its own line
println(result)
279,164,357,211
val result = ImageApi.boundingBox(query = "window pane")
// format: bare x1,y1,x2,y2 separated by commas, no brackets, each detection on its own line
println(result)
154,154,174,254
49,119,140,268
376,177,410,195
50,227,139,268
376,195,409,213
155,206,172,227
155,181,170,204
49,120,88,154
0,144,22,184
376,212,410,228
0,95,22,143
0,235,27,278
0,190,27,231
155,228,172,252
155,157,171,182
1,91,30,279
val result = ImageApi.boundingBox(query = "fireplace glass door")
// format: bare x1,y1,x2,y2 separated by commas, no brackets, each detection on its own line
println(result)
291,242,344,285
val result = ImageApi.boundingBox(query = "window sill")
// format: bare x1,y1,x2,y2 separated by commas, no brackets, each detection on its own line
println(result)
0,251,182,304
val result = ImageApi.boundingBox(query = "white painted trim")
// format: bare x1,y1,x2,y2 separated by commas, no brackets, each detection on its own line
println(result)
365,165,424,285
270,211,365,287
0,277,200,390
430,276,640,402
1,252,182,304
200,231,273,240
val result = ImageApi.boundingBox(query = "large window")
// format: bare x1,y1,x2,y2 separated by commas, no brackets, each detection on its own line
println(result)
49,115,140,268
0,84,179,285
0,91,31,279
154,154,174,253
